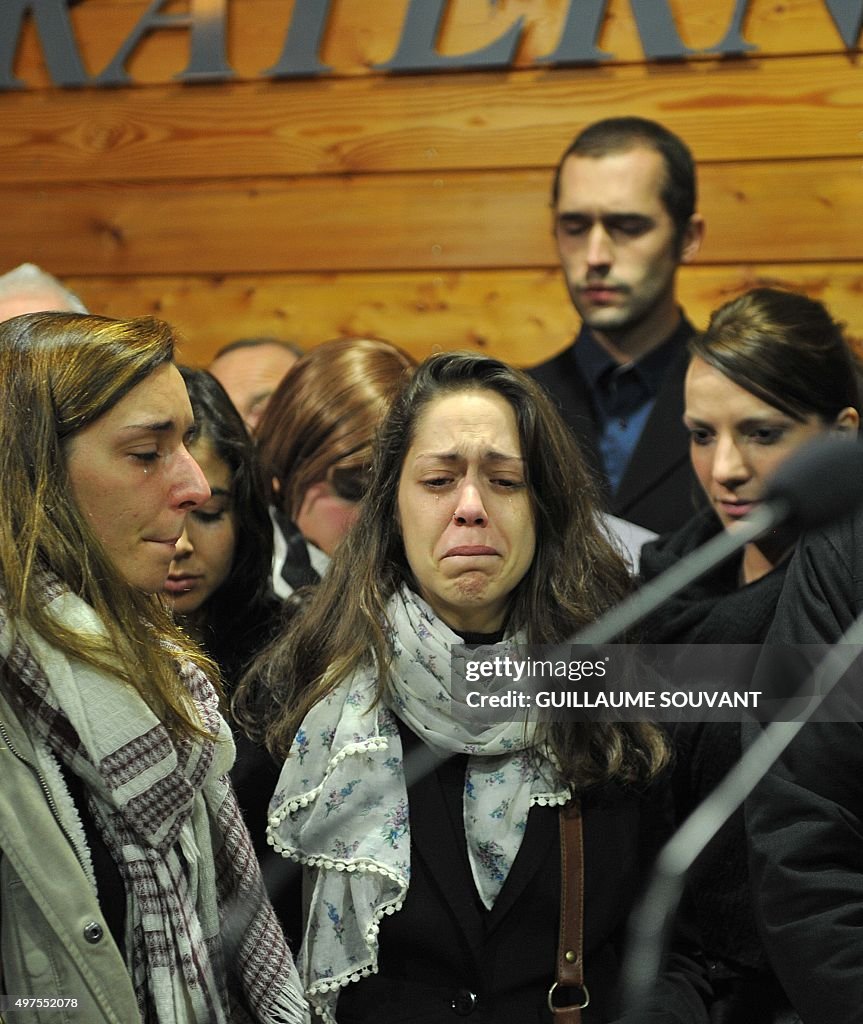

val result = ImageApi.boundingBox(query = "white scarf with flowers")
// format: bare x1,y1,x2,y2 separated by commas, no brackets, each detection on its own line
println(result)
267,586,569,1022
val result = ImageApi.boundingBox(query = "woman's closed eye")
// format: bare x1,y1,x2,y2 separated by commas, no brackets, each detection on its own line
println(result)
191,507,228,524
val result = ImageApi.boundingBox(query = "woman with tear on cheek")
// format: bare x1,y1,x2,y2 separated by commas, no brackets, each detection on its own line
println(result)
0,312,308,1024
237,352,711,1024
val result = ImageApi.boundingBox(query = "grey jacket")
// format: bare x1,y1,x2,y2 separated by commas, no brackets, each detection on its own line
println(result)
0,691,140,1024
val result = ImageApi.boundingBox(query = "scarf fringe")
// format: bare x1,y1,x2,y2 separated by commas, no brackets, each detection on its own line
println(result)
532,792,571,807
268,835,409,890
269,737,389,824
258,985,315,1024
269,839,408,1024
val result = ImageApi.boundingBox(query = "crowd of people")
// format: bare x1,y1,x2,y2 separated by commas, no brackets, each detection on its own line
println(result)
0,115,860,1024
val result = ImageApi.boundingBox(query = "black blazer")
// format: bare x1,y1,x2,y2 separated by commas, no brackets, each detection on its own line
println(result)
334,724,710,1024
529,320,705,535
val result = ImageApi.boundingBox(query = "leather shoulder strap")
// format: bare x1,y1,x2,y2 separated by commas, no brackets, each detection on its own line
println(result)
550,799,589,1022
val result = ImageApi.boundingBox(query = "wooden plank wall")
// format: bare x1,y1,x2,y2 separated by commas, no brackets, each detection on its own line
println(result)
1,0,861,366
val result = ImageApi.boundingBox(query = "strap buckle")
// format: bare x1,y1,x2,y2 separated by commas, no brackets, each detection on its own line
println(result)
547,980,590,1014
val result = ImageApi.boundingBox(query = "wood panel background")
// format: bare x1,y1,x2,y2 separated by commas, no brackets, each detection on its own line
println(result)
1,0,861,366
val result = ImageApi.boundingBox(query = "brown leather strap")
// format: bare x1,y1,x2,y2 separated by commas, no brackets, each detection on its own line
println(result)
549,799,589,1022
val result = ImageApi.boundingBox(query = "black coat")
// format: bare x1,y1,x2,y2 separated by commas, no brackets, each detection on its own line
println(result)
638,508,788,646
528,319,705,535
334,723,710,1024
207,592,306,946
745,510,863,1024
638,509,793,1023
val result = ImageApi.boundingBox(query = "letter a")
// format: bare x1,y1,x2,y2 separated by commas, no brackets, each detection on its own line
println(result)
95,0,234,86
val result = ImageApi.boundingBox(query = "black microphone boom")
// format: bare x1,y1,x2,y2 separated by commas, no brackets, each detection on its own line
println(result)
605,437,863,1021
620,618,863,1021
575,437,863,646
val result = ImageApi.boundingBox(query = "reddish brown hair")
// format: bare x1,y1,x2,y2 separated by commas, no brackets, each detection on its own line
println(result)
255,337,415,518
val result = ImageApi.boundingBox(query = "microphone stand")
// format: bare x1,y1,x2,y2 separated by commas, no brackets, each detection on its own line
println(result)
619,613,863,1022
565,441,863,1017
574,502,782,645
575,438,863,648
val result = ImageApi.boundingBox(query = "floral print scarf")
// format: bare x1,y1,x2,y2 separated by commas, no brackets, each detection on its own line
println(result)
267,586,569,1022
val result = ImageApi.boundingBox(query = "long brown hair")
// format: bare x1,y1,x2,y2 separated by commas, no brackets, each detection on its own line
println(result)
239,352,668,789
0,312,217,739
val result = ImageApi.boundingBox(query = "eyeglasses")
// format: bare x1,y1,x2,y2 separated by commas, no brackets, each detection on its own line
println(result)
329,464,370,503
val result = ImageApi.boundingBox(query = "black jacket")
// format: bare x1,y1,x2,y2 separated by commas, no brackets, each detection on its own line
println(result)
745,511,863,1024
528,319,704,535
335,723,710,1024
638,509,794,1023
638,507,788,646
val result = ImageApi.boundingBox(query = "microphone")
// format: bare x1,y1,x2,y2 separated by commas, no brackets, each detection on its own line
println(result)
575,437,863,646
764,433,863,532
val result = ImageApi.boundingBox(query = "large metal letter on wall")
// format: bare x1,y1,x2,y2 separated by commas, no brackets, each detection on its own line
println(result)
95,0,234,86
376,0,525,72
822,0,863,45
539,0,756,64
263,0,334,78
0,0,87,89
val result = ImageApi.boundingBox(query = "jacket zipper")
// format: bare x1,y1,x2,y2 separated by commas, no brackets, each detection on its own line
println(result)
0,716,86,871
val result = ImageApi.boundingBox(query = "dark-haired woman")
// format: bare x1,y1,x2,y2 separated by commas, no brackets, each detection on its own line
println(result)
0,314,306,1023
239,352,709,1023
639,287,860,1023
641,288,859,643
162,368,289,888
165,367,281,687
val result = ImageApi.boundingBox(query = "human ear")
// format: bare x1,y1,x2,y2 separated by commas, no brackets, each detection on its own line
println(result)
831,406,860,435
679,214,705,265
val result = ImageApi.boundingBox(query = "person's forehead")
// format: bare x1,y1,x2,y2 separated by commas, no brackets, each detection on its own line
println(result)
189,435,233,488
410,390,522,450
557,147,668,211
0,289,75,321
92,362,194,434
210,345,296,387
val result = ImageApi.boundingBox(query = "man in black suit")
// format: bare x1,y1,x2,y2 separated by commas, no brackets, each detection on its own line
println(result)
530,117,705,535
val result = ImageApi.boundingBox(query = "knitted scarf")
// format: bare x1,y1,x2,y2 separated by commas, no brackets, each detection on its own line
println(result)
0,583,309,1024
639,506,789,644
267,586,569,1023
